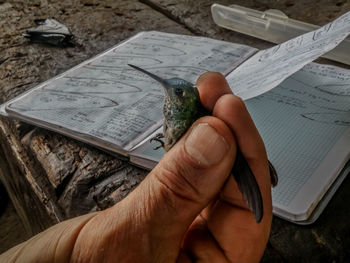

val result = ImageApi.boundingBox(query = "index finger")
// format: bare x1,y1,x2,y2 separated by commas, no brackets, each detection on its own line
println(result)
196,72,272,262
196,72,269,180
196,72,232,111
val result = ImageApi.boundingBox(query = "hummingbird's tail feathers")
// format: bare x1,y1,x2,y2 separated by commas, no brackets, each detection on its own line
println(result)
232,149,263,223
128,64,167,86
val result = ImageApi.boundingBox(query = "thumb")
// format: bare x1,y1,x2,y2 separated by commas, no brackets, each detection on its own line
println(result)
129,116,237,257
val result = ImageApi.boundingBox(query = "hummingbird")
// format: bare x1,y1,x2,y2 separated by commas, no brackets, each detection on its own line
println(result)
129,64,278,223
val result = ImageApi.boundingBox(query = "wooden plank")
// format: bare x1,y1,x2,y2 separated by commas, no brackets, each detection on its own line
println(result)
0,119,59,235
21,128,147,218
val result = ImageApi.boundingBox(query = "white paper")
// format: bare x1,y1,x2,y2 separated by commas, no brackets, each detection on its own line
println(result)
228,11,350,100
245,63,350,220
4,31,256,153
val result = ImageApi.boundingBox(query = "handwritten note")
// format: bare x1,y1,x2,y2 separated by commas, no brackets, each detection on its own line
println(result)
228,11,350,100
5,31,256,152
246,63,350,207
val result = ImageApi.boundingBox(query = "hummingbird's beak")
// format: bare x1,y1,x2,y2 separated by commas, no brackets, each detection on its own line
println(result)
128,64,169,95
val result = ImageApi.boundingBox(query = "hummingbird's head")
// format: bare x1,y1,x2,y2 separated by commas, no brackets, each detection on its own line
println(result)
163,78,200,107
128,64,200,107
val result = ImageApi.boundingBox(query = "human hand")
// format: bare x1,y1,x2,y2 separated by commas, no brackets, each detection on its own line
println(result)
0,72,272,263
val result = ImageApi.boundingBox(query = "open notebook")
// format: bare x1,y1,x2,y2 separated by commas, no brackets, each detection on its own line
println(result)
2,10,350,224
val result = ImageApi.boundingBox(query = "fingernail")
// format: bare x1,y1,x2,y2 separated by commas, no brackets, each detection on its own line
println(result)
185,123,229,167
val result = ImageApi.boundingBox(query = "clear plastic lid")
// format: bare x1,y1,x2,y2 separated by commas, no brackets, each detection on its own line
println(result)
211,4,350,65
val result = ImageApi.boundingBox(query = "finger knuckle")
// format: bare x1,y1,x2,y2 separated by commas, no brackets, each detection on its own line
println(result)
152,157,202,209
230,96,246,113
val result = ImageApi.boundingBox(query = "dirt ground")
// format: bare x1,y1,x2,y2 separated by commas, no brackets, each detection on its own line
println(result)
0,200,29,254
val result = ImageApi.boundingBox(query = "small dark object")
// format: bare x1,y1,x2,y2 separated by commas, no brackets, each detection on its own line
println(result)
0,180,9,217
23,19,74,46
150,133,165,150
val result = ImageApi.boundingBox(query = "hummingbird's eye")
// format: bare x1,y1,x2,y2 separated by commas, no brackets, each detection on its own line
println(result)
175,87,184,96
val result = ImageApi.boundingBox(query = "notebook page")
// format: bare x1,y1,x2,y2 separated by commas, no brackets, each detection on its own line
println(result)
246,63,350,220
3,31,256,153
227,11,350,100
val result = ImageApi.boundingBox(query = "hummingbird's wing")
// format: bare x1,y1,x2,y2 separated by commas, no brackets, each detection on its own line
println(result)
232,149,263,223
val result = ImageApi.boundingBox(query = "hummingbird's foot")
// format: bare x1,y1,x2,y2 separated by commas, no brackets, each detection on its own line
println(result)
150,133,165,150
153,133,164,139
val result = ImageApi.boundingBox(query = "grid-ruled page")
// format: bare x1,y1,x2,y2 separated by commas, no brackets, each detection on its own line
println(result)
246,63,350,209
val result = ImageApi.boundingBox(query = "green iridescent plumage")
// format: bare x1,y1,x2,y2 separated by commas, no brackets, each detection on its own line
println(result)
161,78,208,151
129,64,277,223
128,64,207,151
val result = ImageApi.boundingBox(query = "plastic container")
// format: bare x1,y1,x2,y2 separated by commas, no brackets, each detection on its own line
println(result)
211,4,350,65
